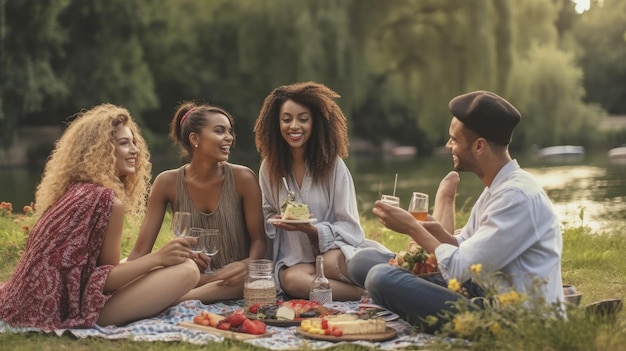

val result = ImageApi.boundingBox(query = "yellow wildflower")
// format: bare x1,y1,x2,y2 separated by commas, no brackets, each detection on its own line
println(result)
448,278,461,292
424,315,439,327
453,311,476,337
470,263,482,275
490,321,501,335
496,290,526,307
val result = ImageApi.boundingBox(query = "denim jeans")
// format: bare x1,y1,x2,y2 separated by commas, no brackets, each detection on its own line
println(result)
347,248,483,333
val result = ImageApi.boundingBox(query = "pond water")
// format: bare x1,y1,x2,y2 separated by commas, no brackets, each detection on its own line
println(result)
1,151,624,233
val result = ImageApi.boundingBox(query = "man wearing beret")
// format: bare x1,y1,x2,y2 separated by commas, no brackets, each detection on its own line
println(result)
348,90,564,333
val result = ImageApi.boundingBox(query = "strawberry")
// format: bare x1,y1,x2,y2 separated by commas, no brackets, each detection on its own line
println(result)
332,328,343,337
225,312,248,327
216,321,231,330
248,303,262,314
241,319,267,335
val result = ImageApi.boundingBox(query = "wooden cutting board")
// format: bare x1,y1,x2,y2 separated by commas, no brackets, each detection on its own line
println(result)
296,326,397,342
178,321,272,340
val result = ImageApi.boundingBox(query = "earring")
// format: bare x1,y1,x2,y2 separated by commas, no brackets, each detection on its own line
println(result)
195,144,198,148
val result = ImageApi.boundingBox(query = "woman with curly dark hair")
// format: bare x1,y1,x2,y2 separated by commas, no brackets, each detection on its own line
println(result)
254,82,388,301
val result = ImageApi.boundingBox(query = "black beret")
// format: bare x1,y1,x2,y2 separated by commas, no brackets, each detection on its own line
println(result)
448,90,521,145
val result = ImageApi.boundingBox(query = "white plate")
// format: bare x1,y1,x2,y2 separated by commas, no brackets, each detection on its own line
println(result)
267,218,317,224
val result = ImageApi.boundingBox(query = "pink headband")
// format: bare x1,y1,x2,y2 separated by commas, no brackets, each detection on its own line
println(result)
180,107,196,126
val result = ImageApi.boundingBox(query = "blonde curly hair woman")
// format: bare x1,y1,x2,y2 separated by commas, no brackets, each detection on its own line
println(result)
0,104,200,329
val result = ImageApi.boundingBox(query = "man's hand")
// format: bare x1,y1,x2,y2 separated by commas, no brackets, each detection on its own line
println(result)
372,200,419,235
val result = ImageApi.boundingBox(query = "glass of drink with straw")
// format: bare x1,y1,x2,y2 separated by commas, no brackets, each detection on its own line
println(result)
380,173,400,207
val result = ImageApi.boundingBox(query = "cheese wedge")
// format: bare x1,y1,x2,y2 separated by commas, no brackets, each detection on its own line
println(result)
325,314,386,335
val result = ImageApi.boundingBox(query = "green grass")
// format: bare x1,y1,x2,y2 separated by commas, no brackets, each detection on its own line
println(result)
1,208,625,350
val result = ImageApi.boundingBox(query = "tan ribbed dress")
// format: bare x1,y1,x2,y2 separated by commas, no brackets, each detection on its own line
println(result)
174,163,250,268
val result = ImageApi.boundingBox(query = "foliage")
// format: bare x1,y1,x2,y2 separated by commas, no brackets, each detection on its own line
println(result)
507,44,606,148
0,0,70,151
2,0,621,158
573,0,626,114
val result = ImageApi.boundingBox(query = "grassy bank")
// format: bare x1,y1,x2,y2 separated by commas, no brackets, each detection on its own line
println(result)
0,205,624,350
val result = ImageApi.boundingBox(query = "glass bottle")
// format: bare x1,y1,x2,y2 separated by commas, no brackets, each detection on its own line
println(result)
244,259,277,309
309,255,332,305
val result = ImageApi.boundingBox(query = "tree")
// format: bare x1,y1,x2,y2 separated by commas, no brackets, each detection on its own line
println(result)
573,0,626,114
0,0,69,151
507,45,604,147
52,0,158,123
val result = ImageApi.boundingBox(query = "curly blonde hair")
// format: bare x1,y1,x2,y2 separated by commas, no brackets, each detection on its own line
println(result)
253,82,349,187
34,103,152,221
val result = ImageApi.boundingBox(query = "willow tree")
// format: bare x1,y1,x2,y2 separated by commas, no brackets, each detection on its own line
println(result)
349,0,517,146
507,45,604,147
504,0,604,148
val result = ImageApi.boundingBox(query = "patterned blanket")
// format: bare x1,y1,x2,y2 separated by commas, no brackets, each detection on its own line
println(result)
1,299,442,350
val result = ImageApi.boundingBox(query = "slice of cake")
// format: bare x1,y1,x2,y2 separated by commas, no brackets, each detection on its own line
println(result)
282,202,309,220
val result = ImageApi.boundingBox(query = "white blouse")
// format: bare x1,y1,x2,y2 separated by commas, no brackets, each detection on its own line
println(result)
259,157,370,286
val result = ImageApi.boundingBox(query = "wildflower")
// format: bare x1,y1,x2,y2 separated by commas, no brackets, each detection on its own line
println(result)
470,263,482,275
0,201,13,216
448,278,461,292
424,315,439,327
453,311,476,337
496,290,526,307
23,205,33,214
489,321,501,335
22,225,30,233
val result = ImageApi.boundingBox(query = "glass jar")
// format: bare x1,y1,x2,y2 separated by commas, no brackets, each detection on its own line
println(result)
243,259,276,309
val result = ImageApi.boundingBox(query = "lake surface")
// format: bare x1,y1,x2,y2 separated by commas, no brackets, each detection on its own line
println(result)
1,151,624,233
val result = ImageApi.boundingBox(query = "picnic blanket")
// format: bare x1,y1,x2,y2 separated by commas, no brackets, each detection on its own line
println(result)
0,299,443,350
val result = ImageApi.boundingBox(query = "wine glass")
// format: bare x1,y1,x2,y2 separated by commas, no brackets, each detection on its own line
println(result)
187,227,220,275
170,211,191,238
408,192,429,220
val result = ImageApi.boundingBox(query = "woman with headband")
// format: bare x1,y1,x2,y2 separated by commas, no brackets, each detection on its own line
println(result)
127,102,266,303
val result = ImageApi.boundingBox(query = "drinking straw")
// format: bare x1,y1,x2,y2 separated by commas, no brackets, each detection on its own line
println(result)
393,173,398,197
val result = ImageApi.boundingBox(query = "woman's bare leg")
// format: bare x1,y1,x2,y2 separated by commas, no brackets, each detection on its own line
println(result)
279,250,363,301
97,259,199,326
322,249,364,300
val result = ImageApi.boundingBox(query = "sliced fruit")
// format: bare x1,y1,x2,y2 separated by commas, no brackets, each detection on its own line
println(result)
275,305,296,320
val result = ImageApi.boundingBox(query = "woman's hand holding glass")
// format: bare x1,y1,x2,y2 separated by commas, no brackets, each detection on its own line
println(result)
156,237,194,266
186,228,220,275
